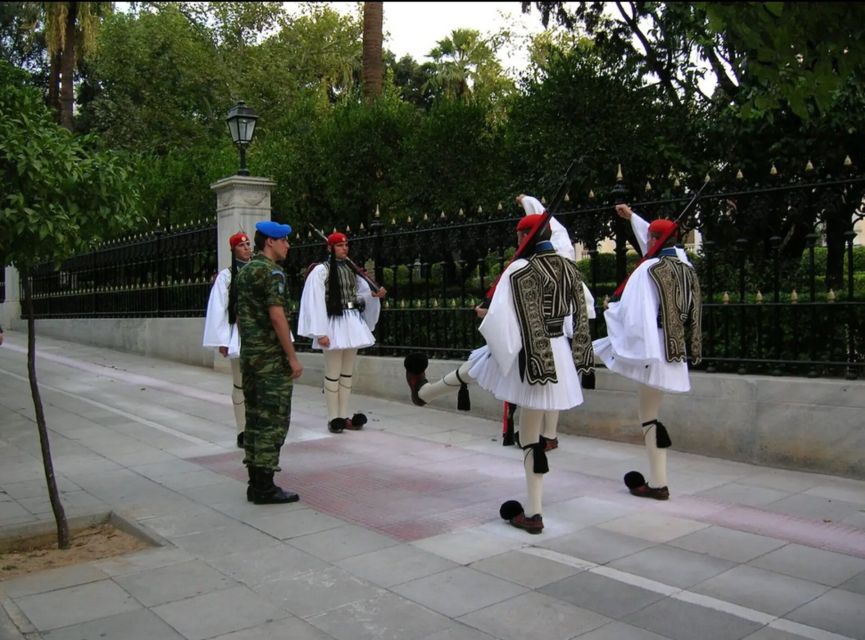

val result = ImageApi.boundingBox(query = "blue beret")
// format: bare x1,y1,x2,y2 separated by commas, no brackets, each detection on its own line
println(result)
255,221,293,239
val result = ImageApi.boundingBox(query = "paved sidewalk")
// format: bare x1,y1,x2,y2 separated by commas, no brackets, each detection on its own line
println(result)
1,331,864,640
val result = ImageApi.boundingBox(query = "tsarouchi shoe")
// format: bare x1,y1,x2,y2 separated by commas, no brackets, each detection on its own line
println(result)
509,512,544,534
629,484,670,500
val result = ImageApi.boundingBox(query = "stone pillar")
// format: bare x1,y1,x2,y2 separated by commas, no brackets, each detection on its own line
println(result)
210,175,276,271
0,265,21,331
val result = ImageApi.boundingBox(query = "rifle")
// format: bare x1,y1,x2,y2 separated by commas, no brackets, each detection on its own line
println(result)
482,159,581,305
308,224,382,294
611,179,709,299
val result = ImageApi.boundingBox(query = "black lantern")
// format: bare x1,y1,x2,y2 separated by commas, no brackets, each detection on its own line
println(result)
226,101,258,176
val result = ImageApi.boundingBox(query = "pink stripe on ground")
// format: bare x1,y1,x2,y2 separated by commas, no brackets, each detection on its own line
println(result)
191,434,865,556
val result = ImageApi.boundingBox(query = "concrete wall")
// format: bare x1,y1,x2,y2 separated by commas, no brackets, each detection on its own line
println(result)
19,317,865,480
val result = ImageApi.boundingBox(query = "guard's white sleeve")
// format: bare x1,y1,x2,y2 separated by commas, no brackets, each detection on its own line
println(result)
357,275,381,331
549,216,576,260
602,261,665,365
297,264,329,338
478,260,525,376
203,269,231,348
631,213,650,254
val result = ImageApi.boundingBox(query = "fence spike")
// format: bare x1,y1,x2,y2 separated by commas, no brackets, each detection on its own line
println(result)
498,202,503,211
407,215,412,223
423,213,428,221
736,169,744,180
564,193,570,202
827,289,836,302
588,189,595,200
375,204,381,218
645,180,652,192
673,177,681,188
844,155,853,167
440,210,446,219
755,291,763,304
769,163,778,176
458,208,464,216
791,289,798,304
722,291,730,304
805,159,814,172
616,163,623,181
477,205,483,215
704,172,711,183
391,218,396,225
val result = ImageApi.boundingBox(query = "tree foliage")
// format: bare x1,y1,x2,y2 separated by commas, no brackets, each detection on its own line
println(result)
1,61,142,265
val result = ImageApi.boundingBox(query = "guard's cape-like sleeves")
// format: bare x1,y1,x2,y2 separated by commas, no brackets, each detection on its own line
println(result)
478,259,525,377
202,268,240,358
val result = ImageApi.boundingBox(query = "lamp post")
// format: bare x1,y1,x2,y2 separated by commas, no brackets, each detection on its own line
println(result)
225,101,258,176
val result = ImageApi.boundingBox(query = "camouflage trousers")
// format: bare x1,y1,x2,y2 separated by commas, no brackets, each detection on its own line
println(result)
240,362,293,472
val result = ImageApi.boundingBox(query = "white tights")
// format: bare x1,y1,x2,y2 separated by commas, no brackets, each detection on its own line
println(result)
324,349,358,420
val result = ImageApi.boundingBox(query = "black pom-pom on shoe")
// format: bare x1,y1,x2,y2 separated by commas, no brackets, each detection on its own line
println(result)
499,500,524,520
624,470,646,489
345,413,367,430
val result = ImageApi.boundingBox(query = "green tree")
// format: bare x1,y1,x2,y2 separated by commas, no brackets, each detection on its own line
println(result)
386,52,436,110
522,1,865,120
426,28,514,105
0,61,142,548
83,7,228,153
0,2,46,84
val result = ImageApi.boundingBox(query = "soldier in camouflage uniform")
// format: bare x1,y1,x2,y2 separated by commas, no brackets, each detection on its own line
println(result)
236,220,304,504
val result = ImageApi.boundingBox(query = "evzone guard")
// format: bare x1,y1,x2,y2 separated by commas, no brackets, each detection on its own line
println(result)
405,198,594,534
593,203,702,500
298,230,387,433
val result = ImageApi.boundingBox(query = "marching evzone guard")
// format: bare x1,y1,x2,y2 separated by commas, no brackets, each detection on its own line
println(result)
298,231,387,433
408,213,593,535
203,231,252,448
405,194,594,454
593,203,702,500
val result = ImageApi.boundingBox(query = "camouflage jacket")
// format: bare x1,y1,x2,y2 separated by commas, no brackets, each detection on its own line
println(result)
236,254,292,374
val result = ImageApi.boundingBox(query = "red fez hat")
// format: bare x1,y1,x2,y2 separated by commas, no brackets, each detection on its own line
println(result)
327,232,348,246
515,214,547,233
648,219,677,236
229,232,249,249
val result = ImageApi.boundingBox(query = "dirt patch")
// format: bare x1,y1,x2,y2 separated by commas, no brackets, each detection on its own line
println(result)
0,523,151,581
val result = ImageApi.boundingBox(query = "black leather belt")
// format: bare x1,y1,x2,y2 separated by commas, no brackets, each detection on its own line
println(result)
545,319,564,337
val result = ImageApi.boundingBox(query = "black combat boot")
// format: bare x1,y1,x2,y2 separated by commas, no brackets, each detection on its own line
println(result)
252,468,299,505
246,465,254,502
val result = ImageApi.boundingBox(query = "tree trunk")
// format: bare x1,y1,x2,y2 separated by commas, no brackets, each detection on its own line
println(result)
59,2,78,131
362,2,383,102
47,51,61,119
23,273,69,549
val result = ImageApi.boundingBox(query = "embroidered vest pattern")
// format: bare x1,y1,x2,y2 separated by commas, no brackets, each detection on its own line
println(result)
648,256,703,363
510,251,594,385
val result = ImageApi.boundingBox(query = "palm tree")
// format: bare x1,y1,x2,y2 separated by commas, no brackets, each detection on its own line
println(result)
426,28,502,101
44,2,110,129
361,1,383,101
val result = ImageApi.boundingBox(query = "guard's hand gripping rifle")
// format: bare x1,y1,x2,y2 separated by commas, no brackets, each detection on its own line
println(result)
610,179,709,300
309,224,382,294
481,159,581,307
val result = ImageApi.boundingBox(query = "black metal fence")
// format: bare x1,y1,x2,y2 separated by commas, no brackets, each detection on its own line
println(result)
21,173,865,379
26,221,217,318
